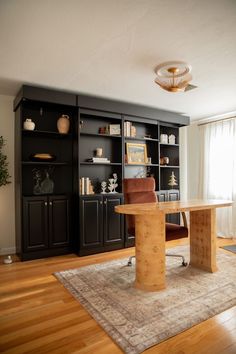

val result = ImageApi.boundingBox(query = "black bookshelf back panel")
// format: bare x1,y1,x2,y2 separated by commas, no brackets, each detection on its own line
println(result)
125,121,158,140
22,165,73,196
79,135,122,163
79,165,122,193
22,101,76,134
124,165,159,189
22,136,72,163
80,114,121,135
159,145,179,166
160,126,179,144
160,168,179,190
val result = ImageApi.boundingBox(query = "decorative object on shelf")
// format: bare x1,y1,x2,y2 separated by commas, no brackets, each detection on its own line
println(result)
160,156,169,165
32,168,54,194
154,61,196,92
147,157,152,164
134,168,146,178
168,171,178,188
41,170,54,194
79,120,83,130
130,125,136,137
3,255,13,264
57,114,70,134
126,143,147,164
108,174,118,193
160,134,168,144
168,134,176,144
95,148,103,158
32,168,42,195
23,118,35,131
86,157,110,163
0,136,11,187
30,153,56,162
101,181,107,194
144,134,151,139
109,124,121,135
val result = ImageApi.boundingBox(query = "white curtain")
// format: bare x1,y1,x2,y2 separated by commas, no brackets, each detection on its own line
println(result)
198,118,236,238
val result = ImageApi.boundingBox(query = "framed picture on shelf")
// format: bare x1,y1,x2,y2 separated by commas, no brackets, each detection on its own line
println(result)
126,143,148,164
109,124,121,135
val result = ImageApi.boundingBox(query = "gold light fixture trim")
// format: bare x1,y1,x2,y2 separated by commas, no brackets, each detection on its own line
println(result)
155,61,192,92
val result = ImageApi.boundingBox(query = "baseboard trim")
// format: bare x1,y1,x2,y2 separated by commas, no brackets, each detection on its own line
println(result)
0,247,16,255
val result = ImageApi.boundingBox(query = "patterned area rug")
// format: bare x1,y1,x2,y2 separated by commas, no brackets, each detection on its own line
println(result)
55,246,236,354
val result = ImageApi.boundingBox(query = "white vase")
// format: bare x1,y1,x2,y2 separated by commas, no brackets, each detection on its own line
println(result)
23,119,35,131
57,115,70,134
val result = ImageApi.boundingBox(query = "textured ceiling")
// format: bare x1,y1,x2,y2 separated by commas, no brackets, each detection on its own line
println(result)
0,0,236,121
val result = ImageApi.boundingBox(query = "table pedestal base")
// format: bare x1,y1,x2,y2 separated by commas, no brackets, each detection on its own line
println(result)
134,213,166,291
190,209,217,272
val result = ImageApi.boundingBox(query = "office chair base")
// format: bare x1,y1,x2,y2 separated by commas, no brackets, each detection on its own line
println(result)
127,254,187,267
127,256,135,266
166,253,188,266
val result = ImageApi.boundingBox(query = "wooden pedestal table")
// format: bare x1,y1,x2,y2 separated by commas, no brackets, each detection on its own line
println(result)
115,199,232,292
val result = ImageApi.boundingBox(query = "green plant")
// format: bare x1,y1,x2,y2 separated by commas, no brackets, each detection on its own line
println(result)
0,136,11,186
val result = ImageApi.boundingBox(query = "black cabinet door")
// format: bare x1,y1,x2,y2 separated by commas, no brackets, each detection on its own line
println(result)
23,196,48,252
103,195,124,247
48,196,70,248
166,190,180,224
80,196,103,249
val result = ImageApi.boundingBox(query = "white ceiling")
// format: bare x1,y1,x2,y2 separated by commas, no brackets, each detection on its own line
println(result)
0,0,236,121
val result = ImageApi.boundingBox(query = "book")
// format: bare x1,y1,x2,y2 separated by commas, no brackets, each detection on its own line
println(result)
86,157,110,163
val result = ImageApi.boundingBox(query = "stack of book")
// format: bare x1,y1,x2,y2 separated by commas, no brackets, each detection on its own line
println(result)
124,121,136,137
80,177,95,195
86,157,110,163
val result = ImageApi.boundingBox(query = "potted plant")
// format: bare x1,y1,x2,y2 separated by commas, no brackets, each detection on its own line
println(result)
0,136,11,187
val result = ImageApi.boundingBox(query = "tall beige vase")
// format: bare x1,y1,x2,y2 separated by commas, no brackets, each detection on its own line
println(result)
57,115,70,134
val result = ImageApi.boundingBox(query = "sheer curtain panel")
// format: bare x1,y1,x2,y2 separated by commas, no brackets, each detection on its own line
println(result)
198,118,236,238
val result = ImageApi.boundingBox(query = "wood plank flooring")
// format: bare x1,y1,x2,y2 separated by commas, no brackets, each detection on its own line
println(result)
0,238,236,354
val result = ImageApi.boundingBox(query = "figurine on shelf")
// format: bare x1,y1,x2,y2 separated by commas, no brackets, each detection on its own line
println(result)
168,171,178,188
101,181,107,194
107,175,118,193
108,178,114,193
112,173,118,193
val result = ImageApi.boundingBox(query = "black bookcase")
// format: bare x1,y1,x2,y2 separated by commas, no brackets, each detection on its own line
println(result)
14,92,77,260
14,85,189,260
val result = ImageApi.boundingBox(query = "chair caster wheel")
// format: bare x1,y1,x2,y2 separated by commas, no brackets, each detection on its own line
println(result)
182,261,188,267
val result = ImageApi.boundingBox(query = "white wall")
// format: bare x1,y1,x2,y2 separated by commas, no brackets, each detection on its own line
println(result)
0,95,15,255
180,123,200,200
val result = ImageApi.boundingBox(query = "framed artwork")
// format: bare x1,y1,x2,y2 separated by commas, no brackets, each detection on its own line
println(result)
126,143,148,164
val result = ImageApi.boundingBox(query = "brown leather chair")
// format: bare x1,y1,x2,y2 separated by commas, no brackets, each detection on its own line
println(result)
123,177,188,266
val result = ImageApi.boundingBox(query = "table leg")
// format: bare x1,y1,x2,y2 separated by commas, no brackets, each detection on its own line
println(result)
190,208,217,272
134,212,166,291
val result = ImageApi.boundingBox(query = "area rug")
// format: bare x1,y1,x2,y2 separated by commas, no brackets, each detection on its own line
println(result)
54,246,236,354
220,244,236,254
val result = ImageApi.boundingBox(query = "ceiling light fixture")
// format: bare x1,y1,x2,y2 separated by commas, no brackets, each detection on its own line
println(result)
154,61,195,92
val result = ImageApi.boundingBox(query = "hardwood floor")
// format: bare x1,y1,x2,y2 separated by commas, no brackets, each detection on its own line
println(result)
0,238,236,354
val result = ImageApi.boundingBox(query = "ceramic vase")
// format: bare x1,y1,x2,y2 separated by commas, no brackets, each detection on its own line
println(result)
23,119,35,131
57,115,70,134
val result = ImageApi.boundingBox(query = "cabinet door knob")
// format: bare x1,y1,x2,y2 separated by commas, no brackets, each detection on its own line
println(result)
49,202,52,206
44,202,48,206
100,201,103,205
104,200,107,205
